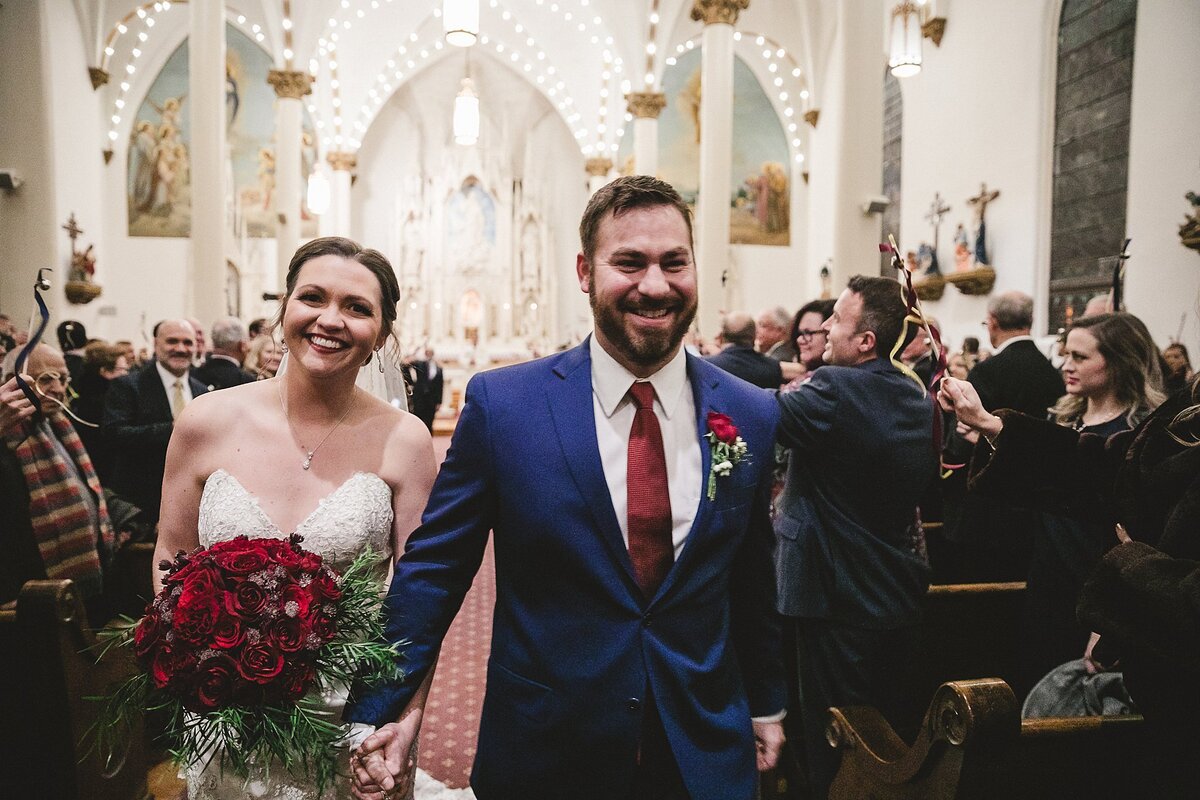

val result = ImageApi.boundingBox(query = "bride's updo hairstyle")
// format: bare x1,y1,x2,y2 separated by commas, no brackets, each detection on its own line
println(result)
276,236,401,356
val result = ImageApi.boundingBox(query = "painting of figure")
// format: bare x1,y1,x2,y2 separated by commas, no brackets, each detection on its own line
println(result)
622,48,790,246
128,24,318,238
445,177,497,274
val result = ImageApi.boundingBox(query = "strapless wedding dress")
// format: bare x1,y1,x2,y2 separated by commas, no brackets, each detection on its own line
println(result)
186,468,399,800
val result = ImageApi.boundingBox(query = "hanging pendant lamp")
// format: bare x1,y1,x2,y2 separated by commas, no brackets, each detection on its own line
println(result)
443,0,479,48
888,1,923,77
454,78,480,145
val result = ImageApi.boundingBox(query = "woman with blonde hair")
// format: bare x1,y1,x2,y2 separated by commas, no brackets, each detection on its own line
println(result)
244,333,282,379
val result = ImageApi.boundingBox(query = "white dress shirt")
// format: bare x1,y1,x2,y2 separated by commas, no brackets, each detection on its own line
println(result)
590,336,701,559
155,360,194,408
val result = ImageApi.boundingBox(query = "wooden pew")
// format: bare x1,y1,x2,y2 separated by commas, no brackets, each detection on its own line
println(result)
827,679,1148,799
0,580,150,800
919,582,1026,696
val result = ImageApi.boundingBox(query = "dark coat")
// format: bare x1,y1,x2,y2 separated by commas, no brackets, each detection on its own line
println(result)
968,338,1065,417
705,345,783,390
348,342,784,800
192,354,255,391
774,358,935,627
409,359,444,426
102,363,207,525
968,389,1200,729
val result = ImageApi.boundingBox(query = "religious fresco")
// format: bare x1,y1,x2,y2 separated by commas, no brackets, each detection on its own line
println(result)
621,48,790,246
127,24,317,239
444,177,497,274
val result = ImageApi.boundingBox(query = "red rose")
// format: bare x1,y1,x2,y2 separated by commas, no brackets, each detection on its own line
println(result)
212,541,270,575
279,584,314,619
189,654,239,711
268,616,306,653
283,664,317,702
227,579,268,618
150,643,197,690
310,569,342,602
273,543,303,571
298,552,323,573
310,612,337,643
206,535,251,555
173,596,222,645
134,607,166,659
211,612,245,649
707,411,739,444
237,641,284,684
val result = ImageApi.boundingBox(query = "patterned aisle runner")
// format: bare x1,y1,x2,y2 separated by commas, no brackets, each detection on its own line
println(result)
416,435,493,793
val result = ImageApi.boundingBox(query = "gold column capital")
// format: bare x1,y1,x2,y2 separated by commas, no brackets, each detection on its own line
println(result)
267,69,314,99
625,92,667,119
585,157,613,178
690,0,749,26
803,108,820,128
88,67,109,90
327,151,357,171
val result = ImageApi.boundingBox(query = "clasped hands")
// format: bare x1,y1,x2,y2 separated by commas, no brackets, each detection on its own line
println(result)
350,712,421,800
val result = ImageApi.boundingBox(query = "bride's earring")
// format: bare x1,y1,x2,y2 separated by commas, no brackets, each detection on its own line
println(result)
280,342,288,354
375,347,384,373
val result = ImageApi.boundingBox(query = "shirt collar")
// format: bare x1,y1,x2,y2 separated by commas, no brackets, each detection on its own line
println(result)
994,334,1034,355
589,335,689,420
155,360,188,385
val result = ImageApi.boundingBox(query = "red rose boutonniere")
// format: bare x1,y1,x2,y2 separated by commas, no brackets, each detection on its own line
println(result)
705,411,750,500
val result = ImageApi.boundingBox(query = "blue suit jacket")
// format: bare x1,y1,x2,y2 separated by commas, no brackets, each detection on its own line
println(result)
348,341,785,800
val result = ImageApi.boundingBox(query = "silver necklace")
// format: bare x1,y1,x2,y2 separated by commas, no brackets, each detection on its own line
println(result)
277,381,355,470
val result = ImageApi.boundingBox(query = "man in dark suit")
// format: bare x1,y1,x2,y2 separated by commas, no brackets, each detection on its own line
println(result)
409,347,443,432
757,306,799,363
949,291,1065,583
350,176,785,800
774,275,936,798
192,316,254,391
103,319,207,525
706,312,784,389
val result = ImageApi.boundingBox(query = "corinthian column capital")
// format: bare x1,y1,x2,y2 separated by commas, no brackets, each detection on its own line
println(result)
625,92,667,119
585,157,613,177
690,0,749,26
327,151,357,171
267,69,314,99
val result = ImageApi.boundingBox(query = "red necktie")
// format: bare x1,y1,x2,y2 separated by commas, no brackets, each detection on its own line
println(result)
627,381,673,598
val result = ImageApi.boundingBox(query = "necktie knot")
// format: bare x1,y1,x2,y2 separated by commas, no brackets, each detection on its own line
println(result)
629,381,656,411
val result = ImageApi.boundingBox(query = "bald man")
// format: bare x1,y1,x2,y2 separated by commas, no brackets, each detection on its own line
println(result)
706,312,786,389
103,319,208,524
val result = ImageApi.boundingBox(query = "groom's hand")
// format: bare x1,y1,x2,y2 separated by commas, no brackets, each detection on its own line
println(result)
752,719,785,772
350,711,421,800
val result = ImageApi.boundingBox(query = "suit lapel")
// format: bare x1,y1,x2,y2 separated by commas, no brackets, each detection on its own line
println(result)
142,363,172,421
545,342,638,588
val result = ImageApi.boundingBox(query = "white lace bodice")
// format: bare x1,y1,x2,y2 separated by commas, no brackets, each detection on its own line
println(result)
198,469,394,573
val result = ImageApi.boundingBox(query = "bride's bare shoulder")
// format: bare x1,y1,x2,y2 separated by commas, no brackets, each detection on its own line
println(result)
173,380,274,440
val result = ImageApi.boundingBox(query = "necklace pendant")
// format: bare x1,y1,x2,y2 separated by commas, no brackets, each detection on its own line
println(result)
302,452,313,470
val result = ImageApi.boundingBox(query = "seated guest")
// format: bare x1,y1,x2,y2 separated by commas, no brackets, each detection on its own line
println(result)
790,298,835,377
244,333,282,379
0,347,118,626
757,305,799,362
102,319,207,526
73,342,130,485
192,316,254,391
1016,313,1165,697
941,366,1199,794
706,311,783,389
1163,342,1194,396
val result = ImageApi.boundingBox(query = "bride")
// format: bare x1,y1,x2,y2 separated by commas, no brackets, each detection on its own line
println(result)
154,237,438,800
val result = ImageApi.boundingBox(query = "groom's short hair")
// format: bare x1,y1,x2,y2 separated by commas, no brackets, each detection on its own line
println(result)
847,274,910,359
579,175,694,262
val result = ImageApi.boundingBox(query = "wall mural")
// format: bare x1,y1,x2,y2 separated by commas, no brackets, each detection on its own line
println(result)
445,177,497,274
621,49,790,246
127,23,317,239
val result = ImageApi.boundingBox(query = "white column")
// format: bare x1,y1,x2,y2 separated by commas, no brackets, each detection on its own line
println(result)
188,0,228,322
806,1,884,295
268,70,313,287
625,92,666,177
327,151,356,236
585,156,613,195
691,0,747,337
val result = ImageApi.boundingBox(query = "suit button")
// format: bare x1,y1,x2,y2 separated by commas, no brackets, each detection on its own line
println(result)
627,697,642,712
642,613,652,627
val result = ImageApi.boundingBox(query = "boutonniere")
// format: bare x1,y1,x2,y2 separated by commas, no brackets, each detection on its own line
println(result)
705,411,749,500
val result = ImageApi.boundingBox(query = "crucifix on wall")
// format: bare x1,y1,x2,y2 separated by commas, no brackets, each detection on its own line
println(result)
923,193,950,274
966,183,1001,267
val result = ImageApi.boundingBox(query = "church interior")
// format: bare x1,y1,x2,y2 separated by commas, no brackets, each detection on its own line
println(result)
2,0,1198,798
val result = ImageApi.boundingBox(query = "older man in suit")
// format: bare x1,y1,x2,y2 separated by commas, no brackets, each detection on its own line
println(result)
706,312,784,389
774,276,936,798
103,319,207,525
192,316,254,391
350,176,785,800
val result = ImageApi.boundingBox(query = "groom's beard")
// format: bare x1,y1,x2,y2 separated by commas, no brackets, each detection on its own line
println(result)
590,290,697,369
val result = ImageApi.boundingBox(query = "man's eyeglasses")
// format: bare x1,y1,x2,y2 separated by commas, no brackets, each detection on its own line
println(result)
796,329,826,342
34,371,71,390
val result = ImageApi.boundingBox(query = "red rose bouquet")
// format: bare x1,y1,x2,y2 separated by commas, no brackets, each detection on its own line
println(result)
90,534,399,795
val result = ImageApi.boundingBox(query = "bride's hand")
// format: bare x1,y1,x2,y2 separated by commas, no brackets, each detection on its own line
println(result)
351,709,422,800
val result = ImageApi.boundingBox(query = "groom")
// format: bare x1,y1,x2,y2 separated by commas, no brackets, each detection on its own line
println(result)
348,176,785,799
